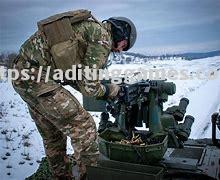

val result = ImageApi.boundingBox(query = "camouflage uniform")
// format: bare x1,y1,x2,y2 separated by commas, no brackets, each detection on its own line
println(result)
12,20,117,179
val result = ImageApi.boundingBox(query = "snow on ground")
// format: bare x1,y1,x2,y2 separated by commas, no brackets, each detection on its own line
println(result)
0,56,220,179
0,77,45,179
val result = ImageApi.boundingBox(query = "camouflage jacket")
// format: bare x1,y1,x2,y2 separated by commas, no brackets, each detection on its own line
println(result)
18,20,113,97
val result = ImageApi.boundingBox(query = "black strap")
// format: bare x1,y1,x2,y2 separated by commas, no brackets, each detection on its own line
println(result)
103,84,110,99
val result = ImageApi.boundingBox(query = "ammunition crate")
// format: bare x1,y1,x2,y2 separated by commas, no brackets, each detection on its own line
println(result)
98,134,168,164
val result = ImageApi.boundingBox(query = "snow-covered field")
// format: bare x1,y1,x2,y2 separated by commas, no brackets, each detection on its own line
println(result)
0,56,220,179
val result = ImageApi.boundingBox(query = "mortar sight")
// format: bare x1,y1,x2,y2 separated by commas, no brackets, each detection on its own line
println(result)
150,80,176,95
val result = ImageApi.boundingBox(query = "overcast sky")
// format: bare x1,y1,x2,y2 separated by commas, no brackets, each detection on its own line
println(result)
0,0,220,55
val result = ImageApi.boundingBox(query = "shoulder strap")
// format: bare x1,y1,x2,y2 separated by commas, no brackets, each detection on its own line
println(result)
90,14,104,28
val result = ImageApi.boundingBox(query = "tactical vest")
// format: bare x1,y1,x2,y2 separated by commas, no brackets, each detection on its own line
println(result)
37,9,100,71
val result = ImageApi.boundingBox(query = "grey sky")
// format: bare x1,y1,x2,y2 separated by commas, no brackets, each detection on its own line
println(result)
0,0,220,55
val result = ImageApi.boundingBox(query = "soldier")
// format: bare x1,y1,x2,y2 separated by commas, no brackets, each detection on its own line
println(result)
12,10,136,179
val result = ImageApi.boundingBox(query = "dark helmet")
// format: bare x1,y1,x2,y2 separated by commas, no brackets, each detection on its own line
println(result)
103,17,137,51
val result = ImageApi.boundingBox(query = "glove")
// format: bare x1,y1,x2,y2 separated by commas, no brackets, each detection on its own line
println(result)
97,83,125,102
106,84,127,103
97,83,120,100
107,84,121,98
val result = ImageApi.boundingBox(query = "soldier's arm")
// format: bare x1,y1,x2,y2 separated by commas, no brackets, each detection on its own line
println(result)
76,40,113,97
75,22,120,98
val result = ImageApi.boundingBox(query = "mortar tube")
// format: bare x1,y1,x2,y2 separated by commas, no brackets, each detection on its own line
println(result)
148,91,163,133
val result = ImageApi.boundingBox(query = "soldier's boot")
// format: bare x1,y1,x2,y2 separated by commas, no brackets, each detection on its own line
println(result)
65,154,81,180
52,155,79,180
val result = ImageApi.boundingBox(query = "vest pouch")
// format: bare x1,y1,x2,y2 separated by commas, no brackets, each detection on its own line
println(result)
37,9,92,70
36,87,80,120
38,9,91,46
50,39,79,71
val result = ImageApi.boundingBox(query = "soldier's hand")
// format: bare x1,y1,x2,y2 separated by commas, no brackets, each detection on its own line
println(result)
107,84,121,99
96,83,124,101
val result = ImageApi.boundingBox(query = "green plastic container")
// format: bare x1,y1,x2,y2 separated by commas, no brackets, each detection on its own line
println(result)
98,134,168,164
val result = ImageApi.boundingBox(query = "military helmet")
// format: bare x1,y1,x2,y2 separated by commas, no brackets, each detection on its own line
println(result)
104,17,137,51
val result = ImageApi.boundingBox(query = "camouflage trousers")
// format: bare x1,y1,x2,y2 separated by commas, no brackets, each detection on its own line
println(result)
12,56,99,179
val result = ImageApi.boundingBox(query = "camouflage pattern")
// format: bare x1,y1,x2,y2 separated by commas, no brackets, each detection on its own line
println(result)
72,21,112,97
12,20,114,179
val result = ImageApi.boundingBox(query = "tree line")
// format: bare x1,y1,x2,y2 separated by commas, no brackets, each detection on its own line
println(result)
0,52,17,68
